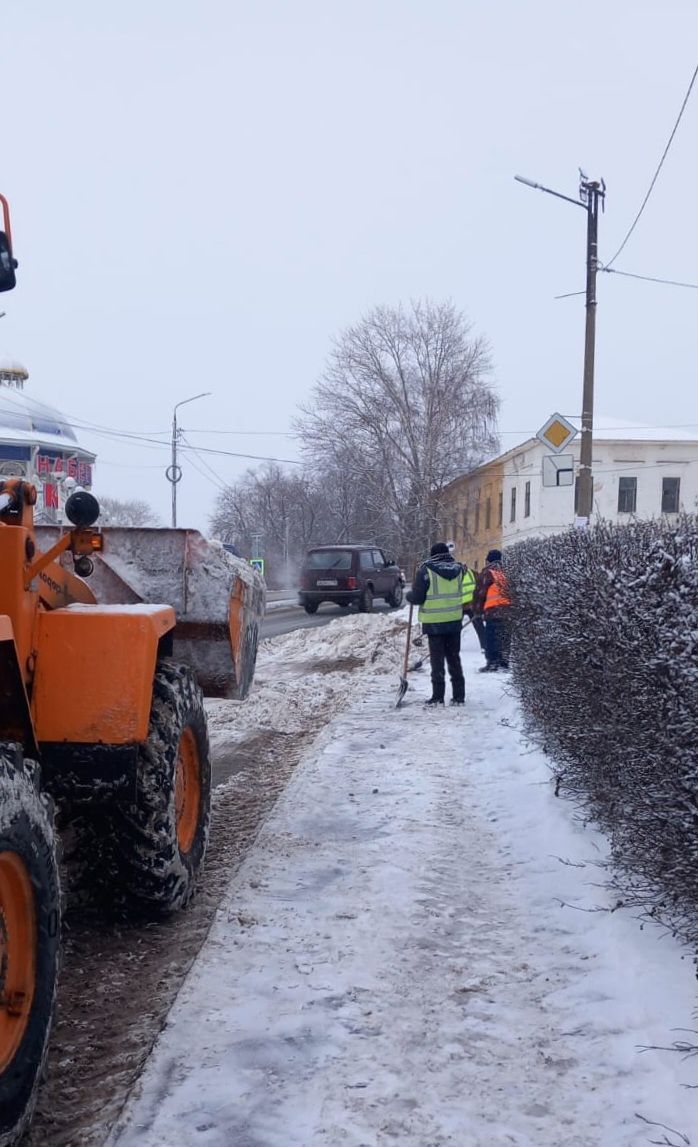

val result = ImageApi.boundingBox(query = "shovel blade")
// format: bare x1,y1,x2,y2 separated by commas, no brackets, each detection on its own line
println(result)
395,675,409,708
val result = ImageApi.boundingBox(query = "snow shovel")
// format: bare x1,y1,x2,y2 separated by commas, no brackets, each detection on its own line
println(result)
395,602,414,708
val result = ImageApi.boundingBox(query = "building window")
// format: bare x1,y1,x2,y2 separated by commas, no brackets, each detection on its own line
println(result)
485,497,491,529
524,481,531,518
662,476,681,514
510,487,517,523
498,491,503,526
475,503,480,533
463,506,469,534
617,476,637,513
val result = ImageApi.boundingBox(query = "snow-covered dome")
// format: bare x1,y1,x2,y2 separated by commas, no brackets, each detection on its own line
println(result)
0,387,83,450
0,356,29,380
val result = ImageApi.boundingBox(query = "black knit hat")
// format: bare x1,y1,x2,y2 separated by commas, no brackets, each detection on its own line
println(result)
430,542,450,556
486,549,502,563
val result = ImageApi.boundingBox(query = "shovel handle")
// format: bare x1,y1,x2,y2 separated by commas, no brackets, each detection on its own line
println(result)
402,602,414,677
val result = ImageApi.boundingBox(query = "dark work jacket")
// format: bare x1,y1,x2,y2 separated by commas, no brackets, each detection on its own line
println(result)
406,556,464,635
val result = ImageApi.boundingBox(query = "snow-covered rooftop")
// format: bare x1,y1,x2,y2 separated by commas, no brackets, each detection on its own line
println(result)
569,415,698,443
0,387,95,456
467,417,698,478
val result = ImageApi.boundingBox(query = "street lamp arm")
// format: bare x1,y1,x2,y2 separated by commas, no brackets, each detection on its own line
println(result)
174,391,212,416
514,174,586,210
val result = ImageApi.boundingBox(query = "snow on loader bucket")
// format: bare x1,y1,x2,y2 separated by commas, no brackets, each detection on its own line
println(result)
34,525,265,699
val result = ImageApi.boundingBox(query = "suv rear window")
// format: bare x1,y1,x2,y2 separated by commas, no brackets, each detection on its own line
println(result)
306,550,353,570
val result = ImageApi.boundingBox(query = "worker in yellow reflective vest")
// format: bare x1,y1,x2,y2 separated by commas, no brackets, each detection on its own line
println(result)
406,542,466,706
460,561,486,653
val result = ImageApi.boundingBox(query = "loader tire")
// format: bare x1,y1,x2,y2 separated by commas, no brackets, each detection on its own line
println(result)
0,747,60,1147
111,662,211,916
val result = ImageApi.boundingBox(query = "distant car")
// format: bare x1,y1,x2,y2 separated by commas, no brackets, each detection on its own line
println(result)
299,545,404,614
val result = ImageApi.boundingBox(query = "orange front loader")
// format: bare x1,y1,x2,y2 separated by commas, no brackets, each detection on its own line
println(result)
0,188,265,1147
0,483,264,1146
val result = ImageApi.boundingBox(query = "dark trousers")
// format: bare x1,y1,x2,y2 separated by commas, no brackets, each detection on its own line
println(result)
484,611,511,667
465,609,486,651
427,630,465,702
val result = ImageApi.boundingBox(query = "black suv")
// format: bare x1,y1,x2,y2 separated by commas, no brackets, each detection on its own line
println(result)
299,545,404,614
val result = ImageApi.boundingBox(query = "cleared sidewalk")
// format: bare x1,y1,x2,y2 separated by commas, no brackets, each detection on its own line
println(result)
110,642,698,1147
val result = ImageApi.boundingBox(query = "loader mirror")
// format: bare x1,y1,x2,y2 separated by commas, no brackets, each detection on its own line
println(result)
65,491,100,527
0,231,16,293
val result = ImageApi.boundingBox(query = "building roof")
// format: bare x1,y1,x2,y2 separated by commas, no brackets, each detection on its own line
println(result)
454,417,698,486
570,417,698,443
0,387,95,458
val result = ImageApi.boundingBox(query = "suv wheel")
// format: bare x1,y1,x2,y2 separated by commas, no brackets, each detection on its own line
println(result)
304,602,319,615
358,588,373,613
387,582,404,608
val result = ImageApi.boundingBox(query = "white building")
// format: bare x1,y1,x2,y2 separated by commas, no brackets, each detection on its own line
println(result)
502,419,698,546
439,419,698,569
0,357,96,523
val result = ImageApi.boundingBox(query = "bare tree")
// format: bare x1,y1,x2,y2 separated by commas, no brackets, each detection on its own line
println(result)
296,300,498,567
210,463,336,586
98,496,161,527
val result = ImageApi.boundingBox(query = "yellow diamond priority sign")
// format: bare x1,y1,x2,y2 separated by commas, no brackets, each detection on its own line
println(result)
536,412,578,455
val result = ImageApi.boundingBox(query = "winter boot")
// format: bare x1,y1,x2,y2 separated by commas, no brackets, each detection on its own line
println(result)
424,696,445,706
478,663,499,674
450,698,465,706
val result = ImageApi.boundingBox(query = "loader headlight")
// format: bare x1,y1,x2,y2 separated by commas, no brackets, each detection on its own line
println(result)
65,491,100,527
73,555,94,578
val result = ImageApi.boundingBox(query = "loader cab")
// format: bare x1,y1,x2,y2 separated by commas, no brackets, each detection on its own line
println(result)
0,230,16,292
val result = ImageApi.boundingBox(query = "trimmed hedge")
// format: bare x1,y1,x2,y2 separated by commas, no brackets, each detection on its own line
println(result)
506,516,698,945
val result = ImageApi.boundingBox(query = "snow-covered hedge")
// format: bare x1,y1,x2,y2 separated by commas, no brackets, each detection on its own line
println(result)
506,517,698,944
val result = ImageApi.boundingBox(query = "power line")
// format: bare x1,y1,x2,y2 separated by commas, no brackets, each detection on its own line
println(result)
0,388,303,465
183,449,229,493
555,261,698,298
605,62,698,268
601,265,698,290
183,428,296,438
179,433,230,491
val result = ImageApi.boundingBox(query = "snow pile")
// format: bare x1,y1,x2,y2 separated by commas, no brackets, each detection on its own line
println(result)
206,611,408,749
507,515,698,953
111,639,698,1146
261,609,407,673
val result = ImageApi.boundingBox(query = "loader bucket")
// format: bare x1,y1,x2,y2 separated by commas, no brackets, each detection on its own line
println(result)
35,527,265,699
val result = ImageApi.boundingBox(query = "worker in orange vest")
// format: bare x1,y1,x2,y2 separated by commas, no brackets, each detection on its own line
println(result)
473,549,511,672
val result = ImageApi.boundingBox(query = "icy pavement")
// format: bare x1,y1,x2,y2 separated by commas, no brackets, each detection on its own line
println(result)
110,629,698,1147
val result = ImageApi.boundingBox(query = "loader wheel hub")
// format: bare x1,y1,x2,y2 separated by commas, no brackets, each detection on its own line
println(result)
0,851,36,1071
174,728,201,855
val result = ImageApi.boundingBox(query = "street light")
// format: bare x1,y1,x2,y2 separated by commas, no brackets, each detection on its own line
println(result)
515,172,605,522
168,392,211,527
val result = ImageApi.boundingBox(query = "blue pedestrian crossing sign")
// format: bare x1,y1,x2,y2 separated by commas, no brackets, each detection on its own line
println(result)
250,557,265,575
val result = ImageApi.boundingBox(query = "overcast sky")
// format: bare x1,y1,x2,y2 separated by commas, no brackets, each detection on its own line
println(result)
2,1,697,528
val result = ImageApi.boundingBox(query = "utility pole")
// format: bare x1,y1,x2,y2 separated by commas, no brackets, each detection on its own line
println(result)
515,172,605,522
168,392,211,528
170,413,178,528
577,179,604,521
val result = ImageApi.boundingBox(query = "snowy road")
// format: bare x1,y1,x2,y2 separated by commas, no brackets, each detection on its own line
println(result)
261,601,394,640
111,628,698,1147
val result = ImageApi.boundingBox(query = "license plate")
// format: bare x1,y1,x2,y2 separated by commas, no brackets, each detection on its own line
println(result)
317,579,337,587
